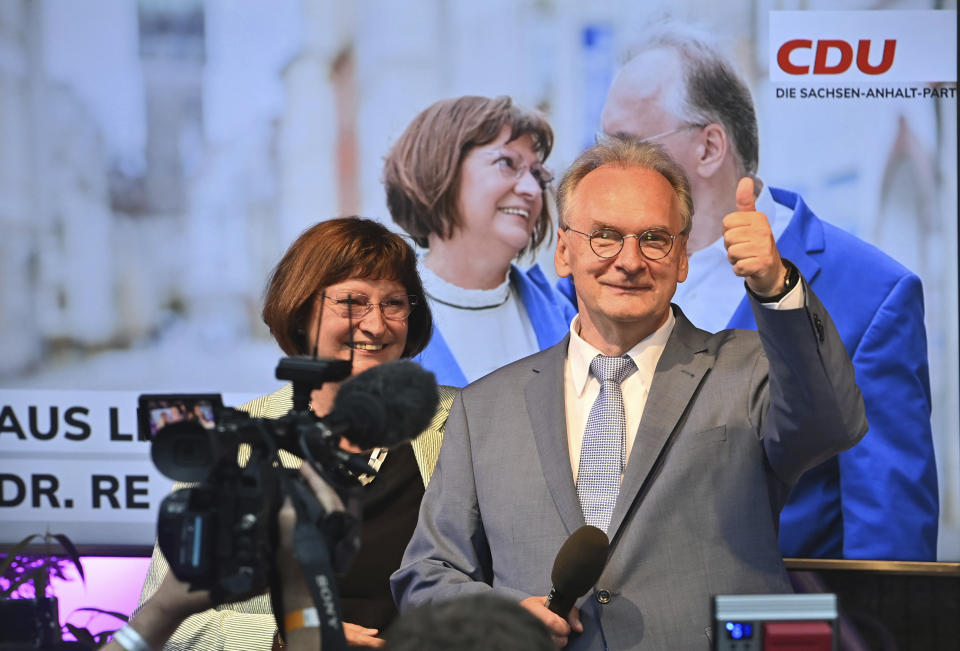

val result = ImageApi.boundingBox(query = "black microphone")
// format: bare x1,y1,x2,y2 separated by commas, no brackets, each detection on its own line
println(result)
545,525,609,616
323,360,440,450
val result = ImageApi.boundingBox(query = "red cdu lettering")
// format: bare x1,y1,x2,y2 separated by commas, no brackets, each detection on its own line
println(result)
778,39,898,76
856,39,896,75
813,40,854,74
777,39,813,75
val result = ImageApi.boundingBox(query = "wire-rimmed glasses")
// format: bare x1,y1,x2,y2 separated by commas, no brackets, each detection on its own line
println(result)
563,226,681,260
481,149,554,190
597,122,707,145
322,292,418,321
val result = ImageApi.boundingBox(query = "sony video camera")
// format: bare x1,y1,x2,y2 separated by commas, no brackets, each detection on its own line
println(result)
139,356,438,604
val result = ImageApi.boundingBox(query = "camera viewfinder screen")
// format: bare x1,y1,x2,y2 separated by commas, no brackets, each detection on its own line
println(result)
138,394,223,438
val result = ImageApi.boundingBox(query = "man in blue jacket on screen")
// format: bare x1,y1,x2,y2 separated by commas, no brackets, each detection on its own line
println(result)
557,25,939,561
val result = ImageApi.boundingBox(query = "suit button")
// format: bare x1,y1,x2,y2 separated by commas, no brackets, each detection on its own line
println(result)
813,314,825,342
595,589,611,604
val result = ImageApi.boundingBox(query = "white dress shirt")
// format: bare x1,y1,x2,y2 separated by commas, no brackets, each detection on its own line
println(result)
564,268,804,481
564,311,675,482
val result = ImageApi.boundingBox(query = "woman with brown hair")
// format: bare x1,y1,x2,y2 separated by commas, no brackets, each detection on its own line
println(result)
138,217,455,649
384,96,576,387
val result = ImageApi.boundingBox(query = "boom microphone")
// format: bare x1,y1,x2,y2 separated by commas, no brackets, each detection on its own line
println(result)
324,360,440,450
545,525,609,616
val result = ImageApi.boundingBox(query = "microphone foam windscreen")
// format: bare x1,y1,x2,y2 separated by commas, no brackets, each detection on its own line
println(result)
551,525,610,597
330,360,439,449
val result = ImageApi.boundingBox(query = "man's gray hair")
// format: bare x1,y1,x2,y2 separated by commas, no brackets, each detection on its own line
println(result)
556,137,694,234
624,23,759,177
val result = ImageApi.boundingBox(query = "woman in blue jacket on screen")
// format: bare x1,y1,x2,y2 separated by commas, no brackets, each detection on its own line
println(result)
384,96,576,387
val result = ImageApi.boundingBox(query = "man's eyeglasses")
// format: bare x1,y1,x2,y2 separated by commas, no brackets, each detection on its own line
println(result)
563,226,681,261
482,149,554,190
322,292,418,321
597,122,707,145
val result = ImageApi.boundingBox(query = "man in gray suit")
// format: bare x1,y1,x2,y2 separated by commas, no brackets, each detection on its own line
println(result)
391,138,866,649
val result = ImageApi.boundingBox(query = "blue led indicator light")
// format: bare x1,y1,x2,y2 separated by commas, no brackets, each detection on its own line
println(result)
725,622,754,640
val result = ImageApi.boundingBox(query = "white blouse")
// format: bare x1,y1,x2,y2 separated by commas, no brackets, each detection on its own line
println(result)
418,261,539,383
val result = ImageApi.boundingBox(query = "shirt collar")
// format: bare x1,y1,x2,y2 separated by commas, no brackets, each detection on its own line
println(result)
418,257,511,307
567,309,676,396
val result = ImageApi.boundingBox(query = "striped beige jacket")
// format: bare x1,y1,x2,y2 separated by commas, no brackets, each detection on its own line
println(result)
136,383,456,650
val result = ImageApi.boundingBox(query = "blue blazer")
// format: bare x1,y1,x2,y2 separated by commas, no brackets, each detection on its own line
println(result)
415,264,577,388
556,188,938,560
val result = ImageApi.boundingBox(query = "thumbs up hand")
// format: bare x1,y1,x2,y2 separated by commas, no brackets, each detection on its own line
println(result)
722,177,788,297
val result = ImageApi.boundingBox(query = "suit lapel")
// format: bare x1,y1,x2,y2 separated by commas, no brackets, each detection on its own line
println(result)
775,190,823,285
525,338,585,535
607,310,714,539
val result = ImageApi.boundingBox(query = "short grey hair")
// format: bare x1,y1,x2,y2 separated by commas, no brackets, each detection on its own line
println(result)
556,137,694,234
623,23,759,177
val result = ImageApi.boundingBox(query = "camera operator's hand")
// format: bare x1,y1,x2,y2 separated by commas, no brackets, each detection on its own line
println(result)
152,572,215,621
343,622,385,647
339,438,365,454
109,464,345,651
100,572,213,651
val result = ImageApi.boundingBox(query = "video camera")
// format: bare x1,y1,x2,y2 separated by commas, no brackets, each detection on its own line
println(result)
138,356,439,607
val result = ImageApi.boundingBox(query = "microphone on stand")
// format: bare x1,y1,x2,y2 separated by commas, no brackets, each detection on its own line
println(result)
545,525,610,616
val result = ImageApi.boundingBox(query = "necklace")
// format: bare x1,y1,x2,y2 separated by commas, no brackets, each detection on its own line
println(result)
425,290,511,311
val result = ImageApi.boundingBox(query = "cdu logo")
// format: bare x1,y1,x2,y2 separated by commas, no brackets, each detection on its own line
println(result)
777,39,896,75
769,10,956,83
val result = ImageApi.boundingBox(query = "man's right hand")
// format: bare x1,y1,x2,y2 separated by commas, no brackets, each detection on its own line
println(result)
343,622,385,647
519,596,583,648
722,177,787,297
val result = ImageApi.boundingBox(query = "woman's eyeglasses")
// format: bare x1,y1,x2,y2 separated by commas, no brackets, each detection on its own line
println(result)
322,292,418,321
483,150,554,190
